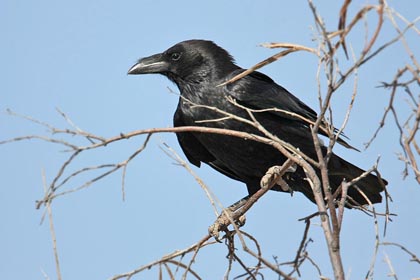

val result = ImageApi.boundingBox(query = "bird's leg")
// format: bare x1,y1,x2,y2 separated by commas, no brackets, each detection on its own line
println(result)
208,195,249,241
209,158,296,240
226,195,250,212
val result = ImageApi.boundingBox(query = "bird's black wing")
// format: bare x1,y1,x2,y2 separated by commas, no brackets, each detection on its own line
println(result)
224,69,356,150
173,106,214,167
225,70,318,122
173,104,243,181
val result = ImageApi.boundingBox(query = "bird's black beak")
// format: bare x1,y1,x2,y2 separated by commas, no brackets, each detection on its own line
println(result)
127,53,168,75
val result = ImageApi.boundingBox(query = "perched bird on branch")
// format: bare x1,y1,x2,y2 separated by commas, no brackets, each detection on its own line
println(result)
128,39,386,207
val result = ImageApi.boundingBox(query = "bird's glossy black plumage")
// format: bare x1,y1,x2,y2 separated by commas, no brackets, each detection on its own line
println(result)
128,39,386,206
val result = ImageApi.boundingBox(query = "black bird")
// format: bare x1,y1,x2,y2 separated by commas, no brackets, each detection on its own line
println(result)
128,39,386,207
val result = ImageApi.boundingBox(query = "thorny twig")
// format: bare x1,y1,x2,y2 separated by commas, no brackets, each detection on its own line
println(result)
381,242,420,264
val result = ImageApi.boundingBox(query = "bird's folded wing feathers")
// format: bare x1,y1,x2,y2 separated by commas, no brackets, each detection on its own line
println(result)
225,70,319,123
224,69,358,151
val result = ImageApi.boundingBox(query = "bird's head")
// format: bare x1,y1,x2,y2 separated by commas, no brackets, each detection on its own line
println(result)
128,40,238,85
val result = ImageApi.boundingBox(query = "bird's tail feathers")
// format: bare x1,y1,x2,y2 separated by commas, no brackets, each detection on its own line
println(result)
328,155,387,207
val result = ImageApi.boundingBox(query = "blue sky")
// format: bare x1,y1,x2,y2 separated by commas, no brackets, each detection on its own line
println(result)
1,0,419,279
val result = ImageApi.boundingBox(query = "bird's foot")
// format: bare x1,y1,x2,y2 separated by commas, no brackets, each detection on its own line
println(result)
208,210,246,241
260,164,296,192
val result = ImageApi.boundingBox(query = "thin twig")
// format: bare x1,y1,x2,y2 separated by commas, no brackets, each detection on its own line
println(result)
380,242,420,264
42,170,62,280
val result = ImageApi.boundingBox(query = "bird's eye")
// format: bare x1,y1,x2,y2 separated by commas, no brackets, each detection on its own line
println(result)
170,52,181,61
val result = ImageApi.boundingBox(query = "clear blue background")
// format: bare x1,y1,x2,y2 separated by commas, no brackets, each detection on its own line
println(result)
1,0,419,279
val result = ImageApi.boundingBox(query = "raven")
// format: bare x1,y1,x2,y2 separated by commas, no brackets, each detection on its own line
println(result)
128,39,386,207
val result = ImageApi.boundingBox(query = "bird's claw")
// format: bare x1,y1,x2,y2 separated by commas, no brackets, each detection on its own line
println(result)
208,210,246,241
260,166,281,189
260,164,296,192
